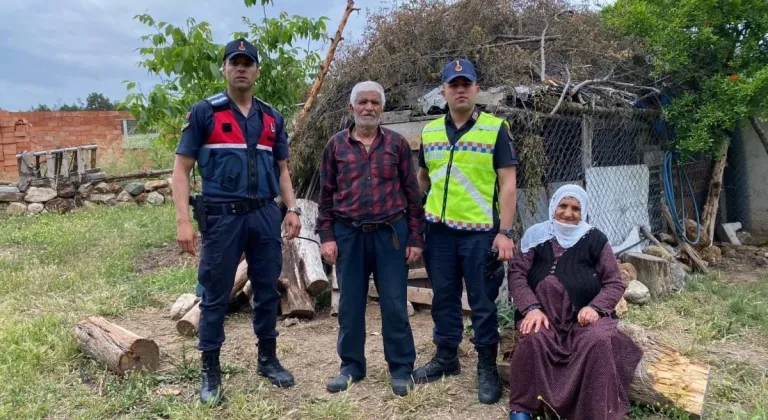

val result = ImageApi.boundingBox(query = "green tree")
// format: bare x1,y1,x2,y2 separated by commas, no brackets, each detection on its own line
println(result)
85,92,117,111
120,0,328,151
603,0,768,155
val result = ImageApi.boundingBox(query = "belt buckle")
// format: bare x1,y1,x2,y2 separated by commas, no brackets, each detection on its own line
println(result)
362,225,376,232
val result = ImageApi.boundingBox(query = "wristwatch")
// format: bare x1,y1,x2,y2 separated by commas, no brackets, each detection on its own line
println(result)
498,228,516,239
287,206,302,216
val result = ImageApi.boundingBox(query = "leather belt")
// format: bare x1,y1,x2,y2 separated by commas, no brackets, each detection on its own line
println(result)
337,212,405,249
190,196,269,216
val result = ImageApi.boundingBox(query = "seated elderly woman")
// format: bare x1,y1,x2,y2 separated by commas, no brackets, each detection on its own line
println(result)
506,184,643,420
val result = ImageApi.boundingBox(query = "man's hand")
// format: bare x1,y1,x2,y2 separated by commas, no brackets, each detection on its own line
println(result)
284,211,301,240
405,247,422,265
492,234,515,261
177,220,197,256
519,308,549,335
577,306,600,326
321,241,338,265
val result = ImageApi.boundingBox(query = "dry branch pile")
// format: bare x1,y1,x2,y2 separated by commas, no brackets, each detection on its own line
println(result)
289,0,656,197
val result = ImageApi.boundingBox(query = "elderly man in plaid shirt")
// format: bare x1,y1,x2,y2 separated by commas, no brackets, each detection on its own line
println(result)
316,81,425,397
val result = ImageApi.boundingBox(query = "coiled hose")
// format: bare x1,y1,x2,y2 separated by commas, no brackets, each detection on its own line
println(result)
662,151,700,245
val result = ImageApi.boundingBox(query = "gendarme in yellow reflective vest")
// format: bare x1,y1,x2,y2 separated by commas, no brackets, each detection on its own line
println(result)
422,112,509,231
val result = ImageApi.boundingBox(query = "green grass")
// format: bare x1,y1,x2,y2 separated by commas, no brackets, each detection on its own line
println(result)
1,205,767,419
624,271,768,419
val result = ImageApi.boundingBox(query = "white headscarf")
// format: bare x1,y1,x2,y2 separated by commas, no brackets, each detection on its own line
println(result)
520,184,593,253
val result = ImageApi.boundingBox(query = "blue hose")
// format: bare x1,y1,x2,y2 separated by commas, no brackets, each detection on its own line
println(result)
662,151,701,245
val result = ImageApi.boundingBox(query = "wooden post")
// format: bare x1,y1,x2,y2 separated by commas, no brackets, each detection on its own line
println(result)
61,152,70,177
581,114,593,173
661,198,709,274
289,0,358,143
90,148,97,169
700,141,729,247
76,147,85,176
498,322,710,417
73,316,160,375
46,152,55,179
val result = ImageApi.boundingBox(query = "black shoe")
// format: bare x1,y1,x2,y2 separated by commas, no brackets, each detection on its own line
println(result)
509,411,532,420
412,344,461,384
326,373,363,393
200,350,223,405
476,342,502,404
257,338,295,388
391,377,414,396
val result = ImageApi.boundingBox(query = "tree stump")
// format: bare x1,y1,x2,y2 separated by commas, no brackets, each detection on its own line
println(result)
498,322,710,417
621,253,671,298
176,302,201,337
73,316,159,375
170,294,199,321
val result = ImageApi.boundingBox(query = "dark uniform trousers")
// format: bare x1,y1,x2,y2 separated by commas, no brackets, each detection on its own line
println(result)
334,217,416,380
197,201,283,352
424,222,503,348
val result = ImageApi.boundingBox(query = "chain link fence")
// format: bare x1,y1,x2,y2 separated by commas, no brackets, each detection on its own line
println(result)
496,105,713,250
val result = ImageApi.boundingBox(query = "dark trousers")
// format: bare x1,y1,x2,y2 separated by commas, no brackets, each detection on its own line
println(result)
197,201,283,352
424,222,503,348
334,217,416,379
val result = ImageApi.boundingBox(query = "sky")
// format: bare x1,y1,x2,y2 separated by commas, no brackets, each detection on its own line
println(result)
0,0,385,111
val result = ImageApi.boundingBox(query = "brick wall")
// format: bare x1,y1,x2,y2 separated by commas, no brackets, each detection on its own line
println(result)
0,111,32,180
0,111,133,180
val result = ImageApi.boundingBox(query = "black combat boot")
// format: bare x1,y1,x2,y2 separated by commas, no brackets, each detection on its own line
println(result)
257,338,295,388
200,350,223,405
476,342,502,404
412,344,461,384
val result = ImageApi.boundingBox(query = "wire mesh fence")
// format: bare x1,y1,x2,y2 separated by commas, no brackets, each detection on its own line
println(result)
495,105,713,249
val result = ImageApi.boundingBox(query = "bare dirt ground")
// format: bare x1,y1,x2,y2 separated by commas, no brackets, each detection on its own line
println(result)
124,302,509,420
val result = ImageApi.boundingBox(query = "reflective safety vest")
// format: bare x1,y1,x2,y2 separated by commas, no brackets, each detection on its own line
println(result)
422,112,507,231
196,92,281,202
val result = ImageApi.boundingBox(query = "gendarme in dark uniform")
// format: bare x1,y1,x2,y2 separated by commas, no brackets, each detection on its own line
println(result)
172,38,302,405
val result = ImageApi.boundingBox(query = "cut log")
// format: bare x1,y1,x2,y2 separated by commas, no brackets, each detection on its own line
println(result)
700,141,728,247
498,322,710,417
229,259,249,302
278,237,315,319
176,302,201,337
369,284,471,313
408,268,428,279
406,301,415,317
621,253,671,299
640,226,673,260
170,294,199,321
282,199,329,296
243,280,253,298
330,266,340,317
73,316,159,375
661,198,710,274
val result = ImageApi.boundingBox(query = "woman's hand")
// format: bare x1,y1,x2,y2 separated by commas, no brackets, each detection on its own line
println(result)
519,309,550,335
577,306,600,326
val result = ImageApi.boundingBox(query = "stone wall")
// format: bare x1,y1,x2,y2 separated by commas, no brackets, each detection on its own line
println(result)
0,177,174,216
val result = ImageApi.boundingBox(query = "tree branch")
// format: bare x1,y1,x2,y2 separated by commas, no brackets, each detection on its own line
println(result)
540,21,549,82
550,66,571,116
